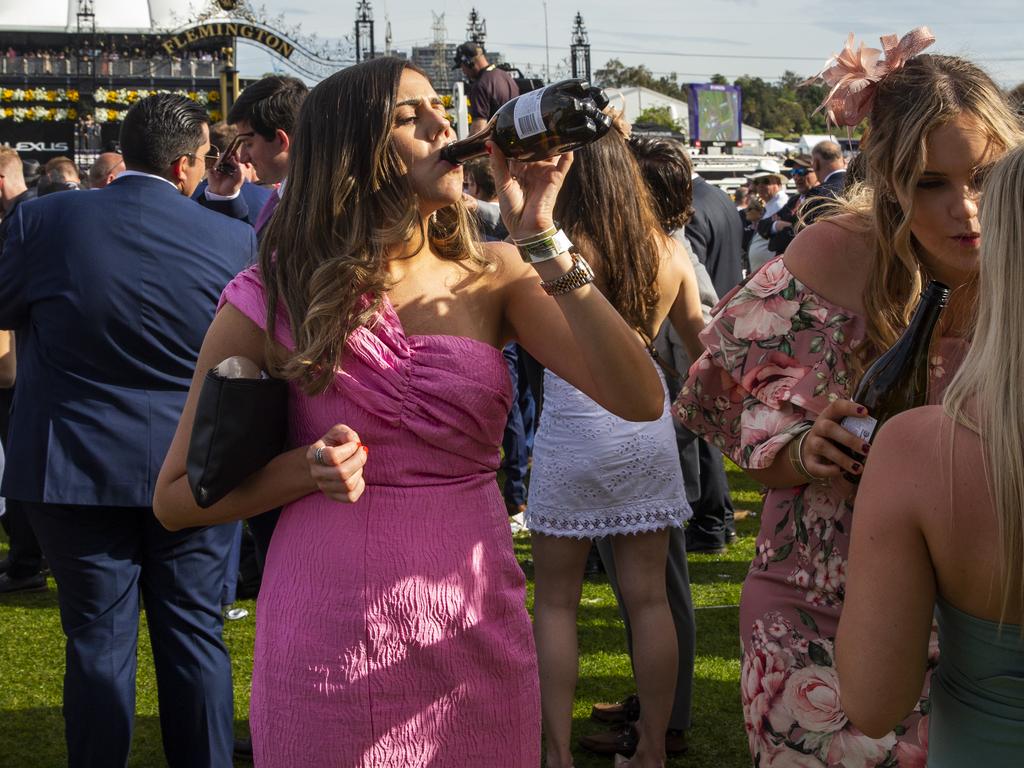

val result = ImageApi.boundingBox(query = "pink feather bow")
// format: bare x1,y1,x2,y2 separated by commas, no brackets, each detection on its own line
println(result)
807,27,936,127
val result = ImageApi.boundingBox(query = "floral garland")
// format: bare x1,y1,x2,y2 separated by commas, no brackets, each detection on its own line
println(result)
93,107,222,124
0,106,79,122
0,87,221,122
1,87,80,103
93,88,220,106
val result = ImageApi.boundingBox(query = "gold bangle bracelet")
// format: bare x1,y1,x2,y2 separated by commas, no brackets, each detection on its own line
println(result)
788,428,823,485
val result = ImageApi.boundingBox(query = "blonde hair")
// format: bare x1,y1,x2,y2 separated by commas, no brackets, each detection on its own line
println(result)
843,55,1024,364
943,145,1024,625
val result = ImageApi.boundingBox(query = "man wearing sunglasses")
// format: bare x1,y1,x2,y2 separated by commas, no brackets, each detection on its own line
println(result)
762,156,819,256
0,94,256,767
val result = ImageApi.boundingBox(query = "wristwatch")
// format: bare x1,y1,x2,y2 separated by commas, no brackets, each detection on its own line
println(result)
540,253,595,296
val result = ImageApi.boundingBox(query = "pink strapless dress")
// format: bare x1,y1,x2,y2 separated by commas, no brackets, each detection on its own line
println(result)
221,268,540,767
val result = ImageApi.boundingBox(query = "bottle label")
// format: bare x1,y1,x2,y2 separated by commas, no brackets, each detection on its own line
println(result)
513,85,549,139
841,415,877,442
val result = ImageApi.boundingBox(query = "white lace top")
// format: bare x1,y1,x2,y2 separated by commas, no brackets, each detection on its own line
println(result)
525,368,692,538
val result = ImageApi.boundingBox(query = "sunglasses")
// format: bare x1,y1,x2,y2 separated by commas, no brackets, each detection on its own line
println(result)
185,145,222,171
789,168,810,177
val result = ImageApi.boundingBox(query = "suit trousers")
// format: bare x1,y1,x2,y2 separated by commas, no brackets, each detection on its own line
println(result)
689,442,736,543
501,343,536,508
596,525,695,731
26,502,236,768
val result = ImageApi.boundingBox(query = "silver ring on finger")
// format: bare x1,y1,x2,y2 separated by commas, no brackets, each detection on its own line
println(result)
314,445,326,466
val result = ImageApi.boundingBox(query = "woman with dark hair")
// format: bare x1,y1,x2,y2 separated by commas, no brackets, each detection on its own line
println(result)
153,58,665,766
525,120,706,768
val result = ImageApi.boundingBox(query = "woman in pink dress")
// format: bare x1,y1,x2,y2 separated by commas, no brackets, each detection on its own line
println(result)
674,34,1024,767
153,58,666,766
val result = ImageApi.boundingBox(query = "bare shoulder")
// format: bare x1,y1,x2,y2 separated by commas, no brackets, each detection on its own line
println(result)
480,240,534,284
783,214,873,314
658,234,688,284
873,406,949,454
861,407,949,506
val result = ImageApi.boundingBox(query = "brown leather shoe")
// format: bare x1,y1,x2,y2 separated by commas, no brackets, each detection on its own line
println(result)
578,725,688,756
590,694,640,724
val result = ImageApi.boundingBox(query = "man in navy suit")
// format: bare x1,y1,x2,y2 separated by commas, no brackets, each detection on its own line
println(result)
803,140,848,224
684,175,744,553
0,94,257,767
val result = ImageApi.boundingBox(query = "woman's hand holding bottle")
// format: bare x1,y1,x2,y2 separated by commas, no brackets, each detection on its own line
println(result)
487,142,573,243
799,400,871,480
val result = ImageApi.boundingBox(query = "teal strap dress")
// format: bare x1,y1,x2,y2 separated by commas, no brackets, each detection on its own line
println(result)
930,596,1024,766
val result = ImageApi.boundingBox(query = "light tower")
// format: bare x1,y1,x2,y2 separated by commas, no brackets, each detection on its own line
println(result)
355,0,375,63
465,8,486,45
570,12,591,82
431,12,450,91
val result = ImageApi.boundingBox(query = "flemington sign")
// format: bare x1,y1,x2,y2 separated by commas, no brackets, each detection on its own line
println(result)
160,22,295,59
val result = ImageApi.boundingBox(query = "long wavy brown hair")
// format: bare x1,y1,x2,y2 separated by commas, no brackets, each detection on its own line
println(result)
554,125,663,339
842,55,1024,367
259,57,485,394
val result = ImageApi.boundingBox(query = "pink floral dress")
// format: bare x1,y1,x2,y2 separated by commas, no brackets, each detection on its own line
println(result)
673,258,967,768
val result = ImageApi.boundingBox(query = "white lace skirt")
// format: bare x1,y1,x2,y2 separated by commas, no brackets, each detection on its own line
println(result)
525,368,692,538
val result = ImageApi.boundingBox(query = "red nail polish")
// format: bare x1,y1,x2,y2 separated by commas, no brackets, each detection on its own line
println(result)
857,406,866,415
862,443,871,453
362,445,369,455
485,144,492,156
852,463,862,472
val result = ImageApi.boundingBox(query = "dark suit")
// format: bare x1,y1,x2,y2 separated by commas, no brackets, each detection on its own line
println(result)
802,169,847,225
684,177,741,548
686,176,745,297
192,178,272,229
0,174,257,767
0,188,44,580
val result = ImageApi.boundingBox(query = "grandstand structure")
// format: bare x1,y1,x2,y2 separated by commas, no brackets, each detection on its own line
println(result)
0,0,352,164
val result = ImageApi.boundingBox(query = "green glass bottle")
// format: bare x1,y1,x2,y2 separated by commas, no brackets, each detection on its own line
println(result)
840,280,950,483
440,79,612,165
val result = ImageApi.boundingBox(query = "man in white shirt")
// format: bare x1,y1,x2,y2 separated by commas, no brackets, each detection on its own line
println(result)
745,159,790,273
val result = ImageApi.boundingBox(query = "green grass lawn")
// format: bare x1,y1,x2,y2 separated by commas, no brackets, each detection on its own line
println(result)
0,462,762,767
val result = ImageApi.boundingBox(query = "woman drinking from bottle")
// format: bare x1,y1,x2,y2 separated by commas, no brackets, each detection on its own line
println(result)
672,29,1024,766
153,57,665,766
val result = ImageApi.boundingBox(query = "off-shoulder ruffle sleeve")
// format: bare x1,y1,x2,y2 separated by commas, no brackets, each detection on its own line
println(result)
672,257,865,469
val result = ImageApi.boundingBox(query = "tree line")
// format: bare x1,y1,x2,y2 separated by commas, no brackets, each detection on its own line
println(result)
592,59,842,137
595,59,1024,138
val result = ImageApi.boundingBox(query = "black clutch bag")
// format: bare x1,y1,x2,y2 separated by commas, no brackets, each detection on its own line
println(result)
186,360,288,508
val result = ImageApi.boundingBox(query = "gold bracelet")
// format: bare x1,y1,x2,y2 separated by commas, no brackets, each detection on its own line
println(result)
788,428,823,485
539,252,596,296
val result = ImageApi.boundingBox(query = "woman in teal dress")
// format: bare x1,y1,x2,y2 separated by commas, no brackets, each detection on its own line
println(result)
838,145,1024,766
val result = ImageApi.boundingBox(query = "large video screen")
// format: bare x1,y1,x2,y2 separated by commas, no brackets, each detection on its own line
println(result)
688,84,742,145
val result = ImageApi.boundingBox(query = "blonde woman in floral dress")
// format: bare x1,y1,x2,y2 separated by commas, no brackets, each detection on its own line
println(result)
673,33,1024,767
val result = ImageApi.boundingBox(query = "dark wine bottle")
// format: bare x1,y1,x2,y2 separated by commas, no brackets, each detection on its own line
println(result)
440,79,613,165
839,280,950,483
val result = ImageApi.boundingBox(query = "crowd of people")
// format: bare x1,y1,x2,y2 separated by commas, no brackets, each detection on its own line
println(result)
1,25,1023,768
1,45,224,77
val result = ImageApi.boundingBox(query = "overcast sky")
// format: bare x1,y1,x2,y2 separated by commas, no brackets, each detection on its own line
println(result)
232,0,1024,88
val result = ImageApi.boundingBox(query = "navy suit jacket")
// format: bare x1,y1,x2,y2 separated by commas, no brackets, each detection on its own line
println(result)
192,179,272,229
686,177,745,297
0,174,257,506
